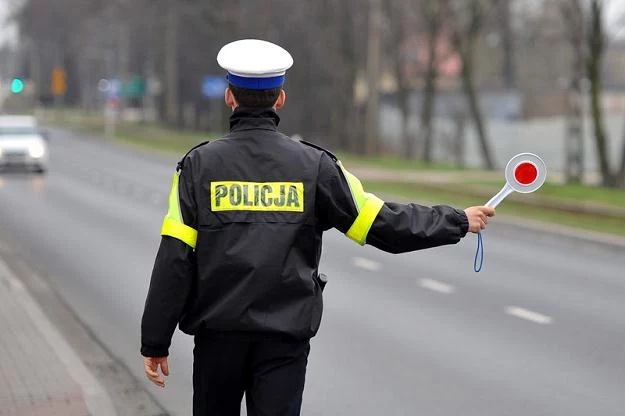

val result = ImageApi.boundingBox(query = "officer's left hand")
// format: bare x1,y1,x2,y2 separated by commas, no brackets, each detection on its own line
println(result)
144,356,169,388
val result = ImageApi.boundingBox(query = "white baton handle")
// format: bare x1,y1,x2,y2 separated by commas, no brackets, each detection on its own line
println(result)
485,183,514,208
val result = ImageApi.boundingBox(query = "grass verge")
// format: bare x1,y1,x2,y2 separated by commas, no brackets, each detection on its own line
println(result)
364,180,625,238
463,180,625,208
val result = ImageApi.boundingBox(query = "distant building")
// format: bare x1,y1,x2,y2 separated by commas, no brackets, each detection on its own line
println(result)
401,31,462,90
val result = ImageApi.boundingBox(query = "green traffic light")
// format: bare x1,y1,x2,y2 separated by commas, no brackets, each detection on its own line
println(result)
11,78,25,94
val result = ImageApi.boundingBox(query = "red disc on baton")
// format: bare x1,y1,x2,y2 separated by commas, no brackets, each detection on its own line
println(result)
486,153,546,208
514,162,538,185
504,153,546,194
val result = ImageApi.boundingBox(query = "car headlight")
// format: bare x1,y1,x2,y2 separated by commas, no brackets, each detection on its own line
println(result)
28,143,45,159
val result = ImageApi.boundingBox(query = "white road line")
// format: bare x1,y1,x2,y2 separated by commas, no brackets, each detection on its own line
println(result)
505,306,553,325
418,278,455,294
352,257,381,271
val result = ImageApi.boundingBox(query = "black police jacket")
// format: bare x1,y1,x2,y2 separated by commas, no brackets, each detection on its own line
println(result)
141,107,469,357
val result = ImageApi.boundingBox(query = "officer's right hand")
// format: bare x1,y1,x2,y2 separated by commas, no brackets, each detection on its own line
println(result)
464,206,496,233
144,356,169,388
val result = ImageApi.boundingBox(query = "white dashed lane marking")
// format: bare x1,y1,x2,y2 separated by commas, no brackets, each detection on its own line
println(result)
352,257,381,271
505,306,553,325
418,278,455,294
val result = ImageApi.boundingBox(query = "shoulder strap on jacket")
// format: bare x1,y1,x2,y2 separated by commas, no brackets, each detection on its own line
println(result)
176,140,210,172
299,139,338,162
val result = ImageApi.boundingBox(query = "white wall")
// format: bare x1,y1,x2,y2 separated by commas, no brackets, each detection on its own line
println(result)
380,104,625,175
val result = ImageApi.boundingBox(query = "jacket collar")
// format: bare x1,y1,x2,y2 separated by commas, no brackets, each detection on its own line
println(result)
229,107,280,132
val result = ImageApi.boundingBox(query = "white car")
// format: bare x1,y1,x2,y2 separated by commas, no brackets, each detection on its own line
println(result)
0,115,49,173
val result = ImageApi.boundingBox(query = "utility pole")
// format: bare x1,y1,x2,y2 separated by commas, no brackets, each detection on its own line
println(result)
365,0,382,155
566,92,585,183
562,0,585,184
565,77,586,184
165,0,179,125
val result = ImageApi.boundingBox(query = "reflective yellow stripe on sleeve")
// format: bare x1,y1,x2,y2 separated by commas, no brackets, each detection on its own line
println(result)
337,161,384,246
346,193,384,245
161,217,197,249
160,173,198,249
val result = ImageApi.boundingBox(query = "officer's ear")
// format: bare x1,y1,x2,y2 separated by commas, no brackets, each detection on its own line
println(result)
225,88,238,111
274,89,286,110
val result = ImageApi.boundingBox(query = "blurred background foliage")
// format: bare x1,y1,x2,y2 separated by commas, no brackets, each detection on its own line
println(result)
2,0,625,188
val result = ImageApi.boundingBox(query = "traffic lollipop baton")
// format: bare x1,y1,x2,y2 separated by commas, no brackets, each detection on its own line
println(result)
474,153,547,272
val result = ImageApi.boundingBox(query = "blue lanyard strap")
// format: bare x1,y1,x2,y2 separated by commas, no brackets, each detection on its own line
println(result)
474,232,484,273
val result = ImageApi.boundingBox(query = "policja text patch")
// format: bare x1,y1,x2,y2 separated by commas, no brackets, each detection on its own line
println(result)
210,181,304,212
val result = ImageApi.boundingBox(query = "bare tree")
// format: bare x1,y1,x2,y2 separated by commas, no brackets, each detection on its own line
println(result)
495,0,515,89
332,0,367,152
448,0,495,169
583,0,625,187
419,0,444,164
585,0,612,186
365,0,382,155
385,0,416,159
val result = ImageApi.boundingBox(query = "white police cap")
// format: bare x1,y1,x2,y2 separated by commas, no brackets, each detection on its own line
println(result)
217,39,293,90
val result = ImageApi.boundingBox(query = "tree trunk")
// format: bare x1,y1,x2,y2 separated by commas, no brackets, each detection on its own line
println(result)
616,119,625,187
397,88,413,158
419,0,441,164
420,31,438,164
339,1,363,154
385,0,415,159
497,0,515,89
589,68,615,186
461,54,495,169
419,62,436,165
450,0,494,169
587,0,615,187
365,0,382,155
452,111,466,168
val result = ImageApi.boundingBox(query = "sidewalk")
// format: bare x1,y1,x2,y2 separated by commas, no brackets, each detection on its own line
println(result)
0,259,116,416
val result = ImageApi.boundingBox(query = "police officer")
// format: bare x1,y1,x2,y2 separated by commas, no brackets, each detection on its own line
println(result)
141,39,495,416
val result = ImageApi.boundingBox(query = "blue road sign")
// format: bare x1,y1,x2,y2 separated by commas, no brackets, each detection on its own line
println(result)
202,76,228,99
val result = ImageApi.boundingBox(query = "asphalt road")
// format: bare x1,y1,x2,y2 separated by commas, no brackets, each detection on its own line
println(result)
1,128,624,415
